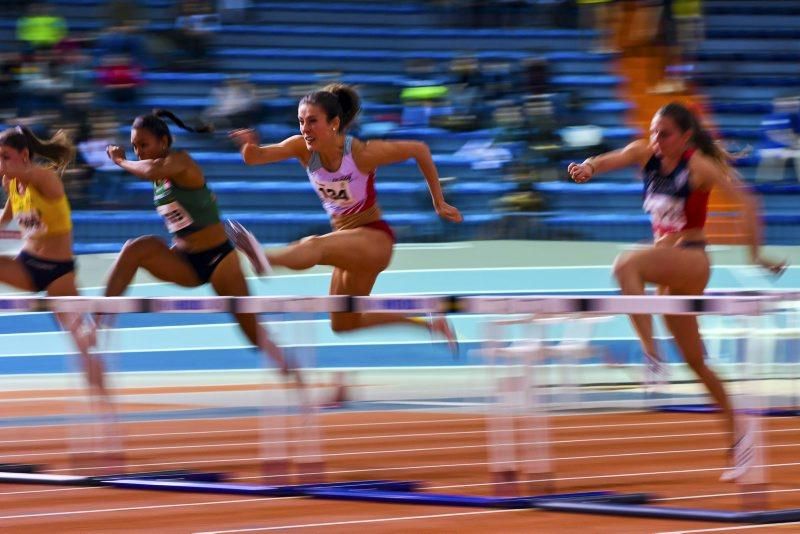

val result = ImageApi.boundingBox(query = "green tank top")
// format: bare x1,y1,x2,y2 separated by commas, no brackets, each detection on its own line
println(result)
153,178,220,237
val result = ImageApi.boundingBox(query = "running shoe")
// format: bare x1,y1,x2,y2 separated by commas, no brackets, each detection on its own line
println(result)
430,315,460,359
720,430,756,482
643,352,669,392
68,314,97,353
225,219,271,276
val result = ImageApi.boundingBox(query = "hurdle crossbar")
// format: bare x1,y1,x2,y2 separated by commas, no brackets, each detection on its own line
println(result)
1,293,798,315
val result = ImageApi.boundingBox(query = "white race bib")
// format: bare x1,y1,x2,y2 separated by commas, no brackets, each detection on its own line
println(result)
156,201,194,233
315,179,355,208
643,193,686,231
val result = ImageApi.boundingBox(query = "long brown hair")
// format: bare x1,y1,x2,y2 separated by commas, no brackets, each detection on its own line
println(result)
656,102,730,167
0,126,75,174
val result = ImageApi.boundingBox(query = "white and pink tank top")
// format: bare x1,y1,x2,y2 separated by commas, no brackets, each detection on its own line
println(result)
306,136,376,216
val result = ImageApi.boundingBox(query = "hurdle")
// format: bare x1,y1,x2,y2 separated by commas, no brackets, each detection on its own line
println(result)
480,315,555,497
654,291,800,416
2,294,800,524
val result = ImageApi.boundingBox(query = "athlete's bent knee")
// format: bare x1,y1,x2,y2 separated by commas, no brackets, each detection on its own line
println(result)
612,253,637,282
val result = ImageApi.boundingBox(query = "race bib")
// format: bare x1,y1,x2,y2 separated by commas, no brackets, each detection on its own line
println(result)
315,179,354,208
156,201,194,233
16,210,46,238
643,193,686,232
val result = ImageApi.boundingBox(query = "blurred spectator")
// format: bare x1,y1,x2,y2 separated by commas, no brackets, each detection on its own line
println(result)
8,0,35,17
445,56,486,130
106,0,144,27
50,121,93,208
78,113,125,205
60,91,94,143
95,23,150,71
218,0,251,23
757,97,800,183
53,33,95,93
172,0,221,70
15,3,68,54
662,0,704,90
95,54,143,104
203,77,263,129
0,53,22,118
620,0,664,50
576,0,619,52
17,49,71,117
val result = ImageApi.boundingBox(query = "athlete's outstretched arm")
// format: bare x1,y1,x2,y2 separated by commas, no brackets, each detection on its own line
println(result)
105,146,202,187
691,155,785,273
357,139,462,223
229,130,307,166
0,159,63,198
568,139,651,183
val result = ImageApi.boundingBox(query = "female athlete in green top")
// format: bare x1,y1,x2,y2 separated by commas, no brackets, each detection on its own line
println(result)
105,109,290,374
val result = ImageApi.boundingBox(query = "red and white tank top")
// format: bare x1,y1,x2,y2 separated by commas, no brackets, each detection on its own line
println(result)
306,136,376,216
641,148,709,236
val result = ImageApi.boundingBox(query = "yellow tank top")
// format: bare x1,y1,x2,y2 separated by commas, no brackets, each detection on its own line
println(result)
7,178,72,238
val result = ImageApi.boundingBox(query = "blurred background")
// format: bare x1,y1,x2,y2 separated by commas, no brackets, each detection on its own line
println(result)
1,0,799,253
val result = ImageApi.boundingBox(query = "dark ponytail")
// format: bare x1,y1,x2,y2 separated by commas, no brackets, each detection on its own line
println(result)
0,125,75,173
132,108,213,147
300,83,361,131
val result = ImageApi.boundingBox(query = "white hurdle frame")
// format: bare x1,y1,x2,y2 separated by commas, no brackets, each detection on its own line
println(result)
4,292,798,498
482,316,554,496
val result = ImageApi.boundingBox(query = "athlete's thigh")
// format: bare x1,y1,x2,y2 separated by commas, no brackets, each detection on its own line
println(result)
209,252,249,297
315,228,393,272
328,267,381,328
620,247,710,293
127,236,202,287
46,270,79,297
0,256,36,292
45,272,84,331
329,266,381,297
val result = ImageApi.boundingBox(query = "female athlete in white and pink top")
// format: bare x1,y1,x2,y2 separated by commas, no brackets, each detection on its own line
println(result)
230,83,461,351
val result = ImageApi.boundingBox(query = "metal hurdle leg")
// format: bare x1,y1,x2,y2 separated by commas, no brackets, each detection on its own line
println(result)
789,298,800,412
485,319,520,496
257,317,292,485
65,317,125,476
519,318,554,495
289,311,325,484
729,313,769,510
543,315,613,411
484,317,554,497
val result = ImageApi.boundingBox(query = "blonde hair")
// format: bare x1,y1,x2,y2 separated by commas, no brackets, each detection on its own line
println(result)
0,126,75,174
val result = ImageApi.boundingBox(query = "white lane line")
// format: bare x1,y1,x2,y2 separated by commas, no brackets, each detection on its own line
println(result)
0,486,98,496
0,496,299,521
656,487,800,503
193,509,530,533
2,414,795,442
10,427,793,462
0,414,490,432
657,522,800,534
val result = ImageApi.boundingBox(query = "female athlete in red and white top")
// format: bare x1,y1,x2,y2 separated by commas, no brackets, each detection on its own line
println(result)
230,83,461,352
569,102,785,481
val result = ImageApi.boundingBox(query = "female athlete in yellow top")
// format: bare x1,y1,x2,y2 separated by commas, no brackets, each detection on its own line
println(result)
0,125,109,415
